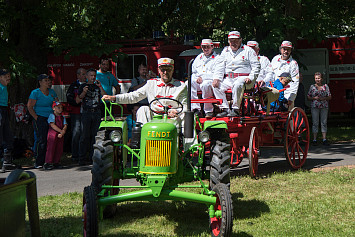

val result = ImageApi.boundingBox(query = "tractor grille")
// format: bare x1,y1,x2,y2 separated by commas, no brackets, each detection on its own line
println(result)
145,140,171,167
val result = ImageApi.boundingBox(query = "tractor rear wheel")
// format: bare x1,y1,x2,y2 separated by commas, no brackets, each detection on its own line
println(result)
83,186,98,237
91,130,119,217
209,183,233,237
209,129,231,189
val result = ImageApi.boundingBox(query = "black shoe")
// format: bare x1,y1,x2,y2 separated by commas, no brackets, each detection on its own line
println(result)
193,109,203,118
216,110,228,118
205,112,214,118
312,140,318,146
44,163,53,170
228,109,240,117
322,139,330,146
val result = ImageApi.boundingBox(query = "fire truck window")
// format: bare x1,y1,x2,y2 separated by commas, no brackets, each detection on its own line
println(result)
116,54,147,79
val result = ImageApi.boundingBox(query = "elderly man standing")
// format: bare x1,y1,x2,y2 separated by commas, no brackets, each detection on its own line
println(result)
103,58,187,124
247,41,272,86
264,41,300,109
212,31,260,117
191,39,219,118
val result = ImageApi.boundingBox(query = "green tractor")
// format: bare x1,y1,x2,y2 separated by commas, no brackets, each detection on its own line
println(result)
82,65,233,237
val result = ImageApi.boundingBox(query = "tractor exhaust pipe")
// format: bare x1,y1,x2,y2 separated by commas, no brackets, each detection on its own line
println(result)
184,58,194,138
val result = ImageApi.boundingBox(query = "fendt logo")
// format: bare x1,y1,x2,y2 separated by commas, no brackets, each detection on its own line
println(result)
147,131,170,138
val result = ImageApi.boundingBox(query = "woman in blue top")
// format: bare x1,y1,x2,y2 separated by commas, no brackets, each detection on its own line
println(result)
27,74,58,168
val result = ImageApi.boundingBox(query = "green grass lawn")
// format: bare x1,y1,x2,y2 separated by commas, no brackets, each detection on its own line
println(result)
33,167,355,237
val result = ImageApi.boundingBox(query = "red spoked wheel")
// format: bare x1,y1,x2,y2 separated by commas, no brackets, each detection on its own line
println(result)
284,107,310,169
83,186,98,237
210,183,233,237
248,127,259,178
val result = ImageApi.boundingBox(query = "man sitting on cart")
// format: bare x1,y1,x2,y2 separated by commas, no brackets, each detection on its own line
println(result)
191,39,219,118
212,30,260,117
264,41,300,110
102,58,187,124
269,72,293,112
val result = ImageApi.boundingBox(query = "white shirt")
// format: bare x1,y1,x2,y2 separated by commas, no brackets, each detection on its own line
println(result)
115,78,187,113
192,51,219,81
213,44,261,83
265,54,300,101
257,55,271,82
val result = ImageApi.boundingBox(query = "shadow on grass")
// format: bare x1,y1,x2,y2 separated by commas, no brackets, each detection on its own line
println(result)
35,216,82,237
95,194,269,237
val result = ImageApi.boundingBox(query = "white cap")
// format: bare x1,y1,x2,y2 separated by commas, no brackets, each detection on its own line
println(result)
247,41,259,48
280,41,293,48
201,39,213,45
228,31,241,39
158,58,174,67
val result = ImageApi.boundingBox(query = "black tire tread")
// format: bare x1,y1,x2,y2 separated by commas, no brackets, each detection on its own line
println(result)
209,130,231,189
83,186,98,237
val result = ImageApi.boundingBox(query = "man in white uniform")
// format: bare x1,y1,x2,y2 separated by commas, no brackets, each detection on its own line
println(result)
246,41,272,86
264,41,300,109
191,39,218,118
103,58,187,124
212,31,260,117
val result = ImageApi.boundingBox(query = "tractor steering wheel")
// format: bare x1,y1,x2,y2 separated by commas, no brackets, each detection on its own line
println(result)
149,97,184,116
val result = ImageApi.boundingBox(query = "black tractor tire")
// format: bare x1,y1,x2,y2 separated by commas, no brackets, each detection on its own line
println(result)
91,130,118,218
209,129,231,189
209,183,233,237
83,186,98,237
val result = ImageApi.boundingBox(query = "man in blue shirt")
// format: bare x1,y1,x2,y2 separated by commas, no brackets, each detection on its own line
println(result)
0,69,19,172
96,57,120,95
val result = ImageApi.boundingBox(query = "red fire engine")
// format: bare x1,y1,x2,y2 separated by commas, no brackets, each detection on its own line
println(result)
297,36,355,114
47,38,194,107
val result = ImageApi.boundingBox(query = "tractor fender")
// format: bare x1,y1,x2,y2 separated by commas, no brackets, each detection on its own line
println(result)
203,120,228,130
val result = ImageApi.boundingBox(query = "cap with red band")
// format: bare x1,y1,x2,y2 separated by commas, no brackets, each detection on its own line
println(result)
201,39,213,46
280,41,293,48
247,41,259,48
158,58,174,67
228,31,241,39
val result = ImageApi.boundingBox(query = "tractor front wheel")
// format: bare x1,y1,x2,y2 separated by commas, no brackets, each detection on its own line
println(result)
83,186,98,237
91,130,119,217
209,183,233,237
209,129,231,189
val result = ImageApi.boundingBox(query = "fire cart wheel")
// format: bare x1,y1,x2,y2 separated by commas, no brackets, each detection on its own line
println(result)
284,107,310,169
209,129,231,189
91,130,119,218
248,127,259,178
209,183,233,237
83,186,98,237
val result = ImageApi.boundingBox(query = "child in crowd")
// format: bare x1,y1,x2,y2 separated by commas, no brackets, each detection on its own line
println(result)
270,72,293,111
44,101,67,170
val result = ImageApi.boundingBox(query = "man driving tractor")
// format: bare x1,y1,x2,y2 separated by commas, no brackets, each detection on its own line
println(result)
102,58,187,124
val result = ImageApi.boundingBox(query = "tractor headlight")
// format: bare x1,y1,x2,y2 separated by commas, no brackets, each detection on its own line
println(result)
198,131,210,143
110,130,122,143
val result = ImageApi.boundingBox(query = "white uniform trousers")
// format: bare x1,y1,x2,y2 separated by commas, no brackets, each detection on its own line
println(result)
213,76,254,110
191,79,214,112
